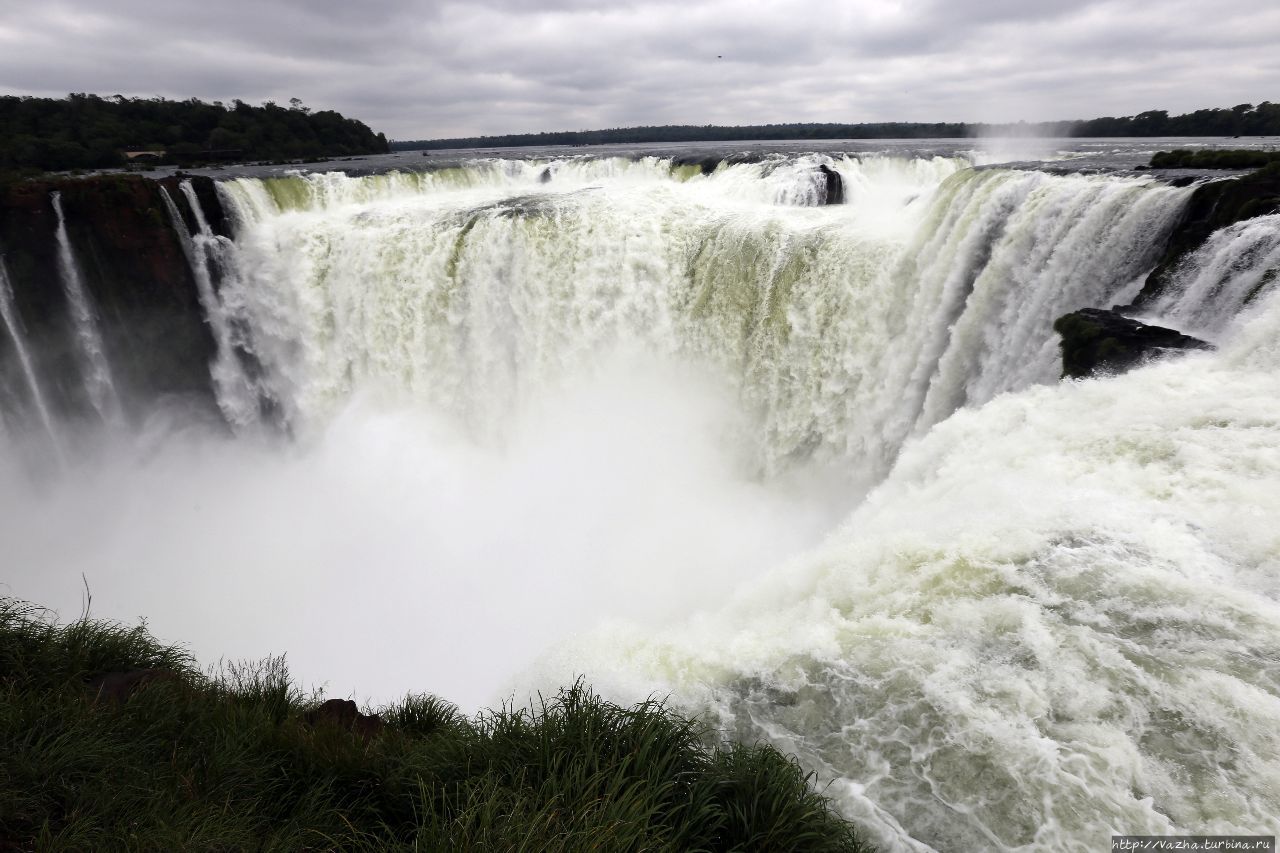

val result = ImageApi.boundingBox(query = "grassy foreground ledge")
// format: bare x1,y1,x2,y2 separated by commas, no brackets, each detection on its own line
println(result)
0,599,872,852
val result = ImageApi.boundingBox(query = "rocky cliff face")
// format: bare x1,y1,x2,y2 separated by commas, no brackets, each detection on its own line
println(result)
0,174,224,428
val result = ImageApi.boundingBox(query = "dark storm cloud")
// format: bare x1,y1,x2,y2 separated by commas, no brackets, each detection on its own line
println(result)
1,0,1276,138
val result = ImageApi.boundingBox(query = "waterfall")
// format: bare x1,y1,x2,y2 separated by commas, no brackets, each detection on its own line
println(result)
891,169,1187,440
217,158,1190,485
159,183,259,426
50,191,122,424
7,153,1280,853
0,256,62,456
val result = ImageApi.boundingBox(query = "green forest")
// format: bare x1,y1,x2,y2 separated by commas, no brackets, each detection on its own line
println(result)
6,94,1278,169
0,94,389,173
396,102,1280,151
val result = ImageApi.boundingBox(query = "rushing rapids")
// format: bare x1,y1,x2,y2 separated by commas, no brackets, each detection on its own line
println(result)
2,151,1279,852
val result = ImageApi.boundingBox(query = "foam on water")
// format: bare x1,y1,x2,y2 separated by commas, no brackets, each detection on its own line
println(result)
539,290,1280,851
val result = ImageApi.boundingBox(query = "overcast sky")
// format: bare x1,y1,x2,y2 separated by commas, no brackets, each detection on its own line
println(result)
1,0,1277,140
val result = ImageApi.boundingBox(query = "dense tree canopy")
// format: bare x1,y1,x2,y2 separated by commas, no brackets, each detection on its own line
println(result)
1076,103,1280,137
395,102,1280,151
0,94,389,172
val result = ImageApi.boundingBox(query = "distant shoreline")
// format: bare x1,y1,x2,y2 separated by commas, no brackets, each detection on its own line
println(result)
393,104,1280,151
398,128,1280,152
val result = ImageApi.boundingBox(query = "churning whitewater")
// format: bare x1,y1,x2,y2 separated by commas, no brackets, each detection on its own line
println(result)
4,153,1279,852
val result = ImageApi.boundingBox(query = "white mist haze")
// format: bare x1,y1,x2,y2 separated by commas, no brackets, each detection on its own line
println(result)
2,359,844,710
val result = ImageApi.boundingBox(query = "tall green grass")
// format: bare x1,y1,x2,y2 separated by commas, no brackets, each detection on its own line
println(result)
0,598,873,851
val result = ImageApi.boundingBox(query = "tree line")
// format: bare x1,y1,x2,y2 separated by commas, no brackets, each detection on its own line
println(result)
0,94,390,173
396,122,970,151
395,102,1280,151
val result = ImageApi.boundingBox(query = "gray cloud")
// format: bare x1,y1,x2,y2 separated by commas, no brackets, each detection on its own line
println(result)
0,0,1276,139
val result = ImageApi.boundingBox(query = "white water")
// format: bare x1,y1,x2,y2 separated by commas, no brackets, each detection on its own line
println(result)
50,192,122,425
5,155,1279,852
0,257,62,456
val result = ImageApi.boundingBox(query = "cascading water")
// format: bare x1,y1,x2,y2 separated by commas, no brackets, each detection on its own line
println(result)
215,157,1189,485
159,183,260,426
1145,212,1280,338
0,256,62,456
50,191,122,425
5,152,1280,853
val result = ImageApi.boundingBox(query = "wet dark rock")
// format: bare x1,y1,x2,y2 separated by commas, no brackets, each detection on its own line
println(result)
671,155,722,175
538,167,552,184
818,164,844,205
1054,307,1213,379
85,668,183,704
303,698,385,741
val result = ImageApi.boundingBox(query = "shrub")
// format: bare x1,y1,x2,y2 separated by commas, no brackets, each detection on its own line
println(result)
1149,149,1280,169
